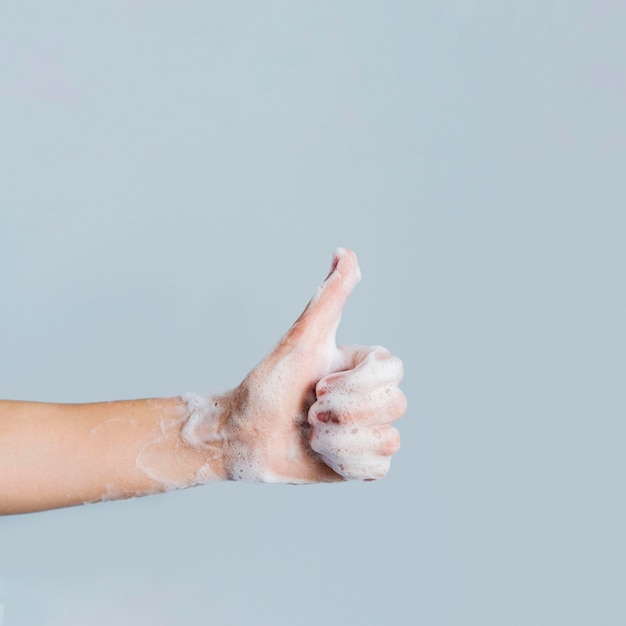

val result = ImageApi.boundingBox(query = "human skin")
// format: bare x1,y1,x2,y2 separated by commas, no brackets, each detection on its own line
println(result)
0,249,406,515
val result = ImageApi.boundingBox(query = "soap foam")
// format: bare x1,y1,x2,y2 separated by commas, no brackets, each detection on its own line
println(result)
134,409,192,492
218,342,405,483
221,373,293,483
181,392,224,455
309,422,398,480
306,344,404,480
133,393,227,495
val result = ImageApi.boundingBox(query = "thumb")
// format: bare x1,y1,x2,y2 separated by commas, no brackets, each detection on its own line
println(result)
286,248,361,349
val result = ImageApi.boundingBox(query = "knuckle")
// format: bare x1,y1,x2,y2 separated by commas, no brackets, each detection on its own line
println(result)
387,355,404,380
308,403,334,425
317,410,334,423
368,345,392,363
393,389,408,418
363,458,392,481
361,348,403,383
315,383,330,397
383,427,401,455
316,372,345,397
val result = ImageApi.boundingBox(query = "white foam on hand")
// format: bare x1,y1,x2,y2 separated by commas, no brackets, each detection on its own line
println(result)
308,345,404,480
219,248,406,483
145,249,406,490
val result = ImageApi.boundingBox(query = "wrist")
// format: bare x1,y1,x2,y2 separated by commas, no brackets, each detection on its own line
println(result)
178,390,235,484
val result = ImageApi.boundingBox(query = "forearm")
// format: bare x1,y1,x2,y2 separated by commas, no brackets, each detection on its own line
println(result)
0,395,230,515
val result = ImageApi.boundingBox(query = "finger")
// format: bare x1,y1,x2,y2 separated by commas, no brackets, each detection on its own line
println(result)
308,386,407,426
316,347,404,396
311,347,406,425
285,248,361,349
310,424,398,480
315,451,391,481
310,424,401,458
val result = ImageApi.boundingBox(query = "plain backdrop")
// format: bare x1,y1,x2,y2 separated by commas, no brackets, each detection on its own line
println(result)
1,1,625,625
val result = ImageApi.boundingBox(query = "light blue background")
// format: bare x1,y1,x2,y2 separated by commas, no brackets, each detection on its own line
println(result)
1,1,625,624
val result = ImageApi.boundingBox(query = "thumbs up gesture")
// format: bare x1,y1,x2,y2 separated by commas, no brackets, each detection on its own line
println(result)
222,249,406,483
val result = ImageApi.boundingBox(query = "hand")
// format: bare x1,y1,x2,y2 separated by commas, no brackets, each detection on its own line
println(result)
222,248,406,483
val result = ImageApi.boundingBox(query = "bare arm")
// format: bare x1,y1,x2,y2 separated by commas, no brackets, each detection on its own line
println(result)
0,397,228,514
0,249,406,515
